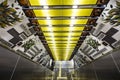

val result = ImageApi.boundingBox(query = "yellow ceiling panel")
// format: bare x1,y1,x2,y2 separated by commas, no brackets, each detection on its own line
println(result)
49,46,76,48
33,9,93,17
47,41,78,43
50,47,74,49
50,48,74,60
43,32,82,36
29,0,97,5
50,48,73,52
50,49,74,54
29,0,97,61
48,44,76,47
41,27,85,31
50,49,74,55
45,37,79,41
38,20,88,25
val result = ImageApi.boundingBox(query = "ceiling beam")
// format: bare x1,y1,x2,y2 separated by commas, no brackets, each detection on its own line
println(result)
28,16,98,20
42,31,90,33
22,4,105,10
39,24,94,27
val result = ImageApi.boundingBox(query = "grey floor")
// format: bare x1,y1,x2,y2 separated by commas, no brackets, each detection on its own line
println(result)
73,50,120,80
0,46,120,80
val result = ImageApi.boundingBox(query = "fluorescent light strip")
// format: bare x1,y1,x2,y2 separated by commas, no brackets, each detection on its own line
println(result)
72,5,78,9
48,25,59,60
39,0,47,5
71,16,75,19
65,26,73,60
43,6,49,9
38,0,58,60
65,7,79,60
46,16,51,20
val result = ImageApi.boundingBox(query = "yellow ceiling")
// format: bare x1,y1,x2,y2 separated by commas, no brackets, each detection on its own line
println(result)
41,27,84,31
38,19,88,25
46,37,79,41
44,32,82,36
33,9,93,17
29,0,97,5
29,0,97,60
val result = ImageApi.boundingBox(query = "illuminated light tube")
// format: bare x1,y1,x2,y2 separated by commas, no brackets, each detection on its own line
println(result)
65,26,74,60
70,24,74,27
48,25,59,60
71,16,75,19
46,16,51,20
72,5,78,9
65,7,79,60
43,6,49,9
49,24,52,27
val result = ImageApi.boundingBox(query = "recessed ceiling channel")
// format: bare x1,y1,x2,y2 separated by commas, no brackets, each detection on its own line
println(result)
18,0,107,61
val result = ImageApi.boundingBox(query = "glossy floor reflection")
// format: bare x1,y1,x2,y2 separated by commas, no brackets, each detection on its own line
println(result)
0,45,120,80
0,46,53,80
72,50,120,80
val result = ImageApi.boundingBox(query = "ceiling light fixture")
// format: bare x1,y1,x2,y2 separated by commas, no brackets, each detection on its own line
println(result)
49,24,52,27
65,24,74,60
48,25,59,60
43,6,49,9
70,24,74,27
71,16,75,19
72,5,78,9
46,16,51,20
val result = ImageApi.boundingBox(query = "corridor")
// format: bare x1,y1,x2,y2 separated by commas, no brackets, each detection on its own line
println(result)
0,0,120,80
